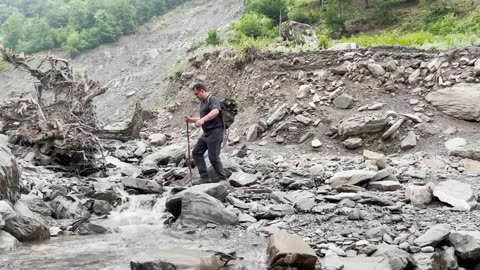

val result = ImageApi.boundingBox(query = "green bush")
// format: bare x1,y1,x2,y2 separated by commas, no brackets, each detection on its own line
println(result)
234,12,276,39
318,34,330,49
0,56,9,72
288,7,322,24
371,0,403,25
426,13,457,35
245,0,289,24
206,28,221,45
322,0,355,36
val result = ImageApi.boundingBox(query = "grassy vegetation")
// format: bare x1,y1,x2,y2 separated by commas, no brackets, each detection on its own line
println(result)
0,56,9,72
200,0,480,54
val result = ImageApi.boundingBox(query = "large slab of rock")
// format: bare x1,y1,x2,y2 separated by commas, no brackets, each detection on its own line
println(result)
267,103,289,126
333,93,354,109
337,114,388,139
329,170,376,188
372,244,417,270
4,201,50,242
229,171,258,187
183,183,229,202
406,185,433,207
141,143,186,168
105,156,141,177
0,145,20,204
165,191,238,225
414,224,451,247
432,180,477,211
122,178,163,194
266,230,317,270
0,230,20,251
0,200,16,229
256,204,295,220
130,248,229,270
368,180,402,191
449,231,480,263
463,158,480,174
322,254,391,270
426,83,480,122
20,195,53,217
367,63,386,77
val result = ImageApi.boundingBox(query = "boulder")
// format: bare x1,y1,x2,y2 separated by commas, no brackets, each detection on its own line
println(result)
343,138,363,149
165,191,238,225
256,204,295,220
122,178,163,194
246,124,258,142
322,254,391,270
337,114,388,139
463,158,480,174
401,131,417,150
51,195,90,219
280,21,318,46
267,230,317,270
105,156,141,177
432,180,477,211
297,85,311,99
0,145,20,204
141,143,186,168
363,150,387,169
20,195,53,218
4,201,50,242
449,231,480,263
367,63,386,77
372,244,417,270
0,230,20,251
328,42,358,50
229,171,258,187
328,170,376,188
333,93,354,109
148,133,168,146
414,224,451,247
405,185,433,207
445,137,466,151
92,200,112,215
426,83,480,122
0,200,16,229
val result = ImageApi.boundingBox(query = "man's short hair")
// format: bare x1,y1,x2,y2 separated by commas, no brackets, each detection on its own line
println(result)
192,83,207,91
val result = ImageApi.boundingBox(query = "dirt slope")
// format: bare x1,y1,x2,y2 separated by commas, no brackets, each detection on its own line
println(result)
0,0,244,124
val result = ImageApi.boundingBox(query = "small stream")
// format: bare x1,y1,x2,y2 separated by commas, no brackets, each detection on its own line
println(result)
0,194,267,270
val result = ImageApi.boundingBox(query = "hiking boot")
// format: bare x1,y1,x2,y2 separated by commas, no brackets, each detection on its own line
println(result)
192,177,210,185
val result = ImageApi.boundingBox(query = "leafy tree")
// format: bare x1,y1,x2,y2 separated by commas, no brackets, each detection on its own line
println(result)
2,10,26,50
234,12,276,39
206,28,221,45
245,0,289,24
322,0,354,36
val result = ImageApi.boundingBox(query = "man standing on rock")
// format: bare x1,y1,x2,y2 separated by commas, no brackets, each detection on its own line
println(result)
185,83,230,184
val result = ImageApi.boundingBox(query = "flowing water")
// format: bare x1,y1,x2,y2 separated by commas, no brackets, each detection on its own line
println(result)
0,194,266,270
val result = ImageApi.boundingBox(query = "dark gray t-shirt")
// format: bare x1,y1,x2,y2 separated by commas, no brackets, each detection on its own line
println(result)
200,95,223,132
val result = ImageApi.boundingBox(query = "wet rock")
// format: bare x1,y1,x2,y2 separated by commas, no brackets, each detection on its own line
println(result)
343,138,363,149
78,221,108,235
88,189,120,205
401,131,417,150
337,114,388,139
165,191,238,225
226,195,250,210
92,200,112,215
0,145,20,204
368,180,402,191
333,94,354,109
426,83,480,122
130,248,228,270
122,178,163,194
0,200,16,229
105,156,142,177
328,170,376,188
134,141,147,157
0,230,20,251
141,143,186,168
414,224,451,247
180,183,229,202
51,195,90,219
229,171,258,187
266,230,317,270
405,185,433,207
4,201,50,242
432,180,477,211
20,195,53,217
449,231,480,263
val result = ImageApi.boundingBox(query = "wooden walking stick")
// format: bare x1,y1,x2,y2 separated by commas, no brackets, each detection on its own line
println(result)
186,121,193,186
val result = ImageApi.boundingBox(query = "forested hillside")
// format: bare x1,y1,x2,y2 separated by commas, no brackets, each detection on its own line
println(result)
0,0,187,55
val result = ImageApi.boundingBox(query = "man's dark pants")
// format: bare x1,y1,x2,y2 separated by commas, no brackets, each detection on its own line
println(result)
192,127,228,181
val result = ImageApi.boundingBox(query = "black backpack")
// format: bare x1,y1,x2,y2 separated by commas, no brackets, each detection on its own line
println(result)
218,97,238,130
